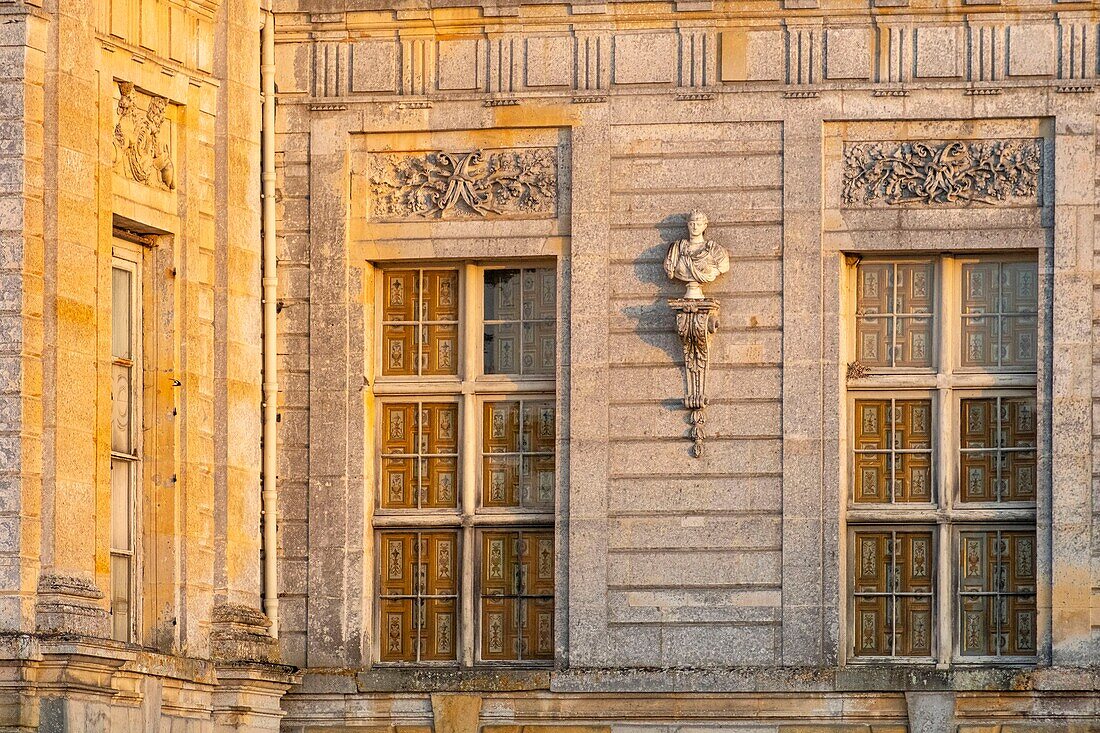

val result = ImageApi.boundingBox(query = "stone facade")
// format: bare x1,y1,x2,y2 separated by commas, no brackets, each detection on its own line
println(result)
271,0,1100,731
0,0,297,729
0,0,1098,730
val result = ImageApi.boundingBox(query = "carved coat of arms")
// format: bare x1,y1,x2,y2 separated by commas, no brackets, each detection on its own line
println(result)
113,81,175,191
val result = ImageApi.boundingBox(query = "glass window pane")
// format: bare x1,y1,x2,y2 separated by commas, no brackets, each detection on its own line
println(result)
959,530,1036,657
856,263,893,315
853,399,933,504
380,402,459,511
854,261,935,369
381,268,460,377
110,458,131,551
382,325,416,376
479,530,554,662
378,530,460,663
959,396,1036,504
382,270,418,322
484,323,519,374
521,321,556,376
960,260,1038,369
852,530,934,658
484,268,556,376
111,267,131,360
484,269,521,321
423,324,458,375
111,362,132,455
422,270,459,322
482,400,554,510
110,553,131,642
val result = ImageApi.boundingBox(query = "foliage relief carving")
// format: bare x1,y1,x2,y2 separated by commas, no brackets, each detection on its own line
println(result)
842,139,1041,206
368,148,558,220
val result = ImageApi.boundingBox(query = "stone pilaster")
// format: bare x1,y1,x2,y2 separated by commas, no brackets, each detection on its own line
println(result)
0,5,45,635
37,0,109,636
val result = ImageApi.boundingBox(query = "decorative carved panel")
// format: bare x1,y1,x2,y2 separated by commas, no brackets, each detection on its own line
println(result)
842,139,1041,207
113,81,175,191
368,148,558,220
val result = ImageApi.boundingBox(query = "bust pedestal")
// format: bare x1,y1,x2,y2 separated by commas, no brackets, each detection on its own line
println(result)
668,297,720,457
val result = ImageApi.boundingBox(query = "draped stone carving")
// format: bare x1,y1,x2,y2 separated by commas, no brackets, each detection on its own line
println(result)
842,139,1041,206
368,147,558,220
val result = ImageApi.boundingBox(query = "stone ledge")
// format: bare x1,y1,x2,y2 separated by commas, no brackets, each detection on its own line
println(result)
549,666,1100,694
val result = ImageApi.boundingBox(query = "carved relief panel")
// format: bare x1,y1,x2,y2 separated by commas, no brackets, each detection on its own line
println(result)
113,80,176,191
368,147,558,220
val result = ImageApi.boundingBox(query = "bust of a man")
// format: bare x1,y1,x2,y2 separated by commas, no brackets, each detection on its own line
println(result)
664,209,730,299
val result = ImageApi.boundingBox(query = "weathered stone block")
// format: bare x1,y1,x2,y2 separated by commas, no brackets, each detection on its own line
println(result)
720,29,784,82
914,26,961,78
612,33,676,85
1007,24,1056,77
824,27,871,80
526,36,573,87
351,41,398,93
437,39,480,91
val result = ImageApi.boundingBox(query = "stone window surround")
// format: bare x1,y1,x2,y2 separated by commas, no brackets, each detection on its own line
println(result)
842,253,1039,666
370,261,558,667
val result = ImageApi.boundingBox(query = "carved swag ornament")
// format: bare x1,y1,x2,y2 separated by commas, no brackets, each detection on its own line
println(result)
113,81,175,190
843,139,1041,207
664,210,730,458
368,147,557,220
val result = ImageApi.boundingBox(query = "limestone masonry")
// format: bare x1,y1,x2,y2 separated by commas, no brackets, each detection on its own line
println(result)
0,0,1097,730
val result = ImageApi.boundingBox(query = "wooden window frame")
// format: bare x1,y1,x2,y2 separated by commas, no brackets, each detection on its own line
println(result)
372,261,557,668
844,253,1039,667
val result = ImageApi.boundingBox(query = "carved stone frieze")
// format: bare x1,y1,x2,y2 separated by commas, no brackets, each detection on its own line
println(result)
842,139,1041,207
113,81,176,191
368,147,558,220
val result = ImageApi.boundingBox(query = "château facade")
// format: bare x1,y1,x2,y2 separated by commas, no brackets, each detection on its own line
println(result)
0,0,1098,730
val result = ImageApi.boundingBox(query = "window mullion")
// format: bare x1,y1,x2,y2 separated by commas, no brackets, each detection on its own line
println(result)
460,263,480,667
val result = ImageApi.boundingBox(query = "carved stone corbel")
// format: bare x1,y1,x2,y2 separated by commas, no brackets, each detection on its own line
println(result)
669,297,720,457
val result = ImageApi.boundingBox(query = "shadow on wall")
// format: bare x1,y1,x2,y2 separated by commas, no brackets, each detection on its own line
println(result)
620,213,692,423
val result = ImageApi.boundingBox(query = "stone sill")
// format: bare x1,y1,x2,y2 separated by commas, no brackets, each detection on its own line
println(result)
296,668,552,694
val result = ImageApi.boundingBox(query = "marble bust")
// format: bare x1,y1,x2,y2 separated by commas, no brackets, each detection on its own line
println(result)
663,209,730,299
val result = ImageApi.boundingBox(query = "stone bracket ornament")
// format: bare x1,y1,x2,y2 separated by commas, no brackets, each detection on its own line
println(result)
670,297,720,457
663,210,730,457
368,147,558,220
842,139,1041,207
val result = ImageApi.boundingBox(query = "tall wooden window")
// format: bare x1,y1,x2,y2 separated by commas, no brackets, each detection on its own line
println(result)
110,243,141,642
374,264,556,665
846,255,1038,663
